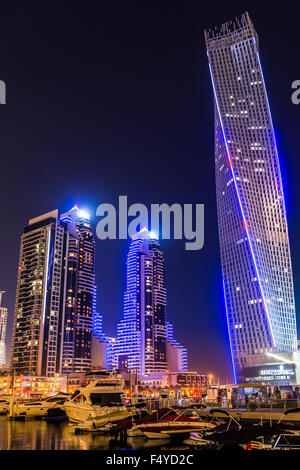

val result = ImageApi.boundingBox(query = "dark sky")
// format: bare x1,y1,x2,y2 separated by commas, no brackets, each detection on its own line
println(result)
0,0,300,383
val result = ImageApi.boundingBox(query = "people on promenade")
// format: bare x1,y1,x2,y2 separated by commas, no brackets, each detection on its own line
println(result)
249,394,256,412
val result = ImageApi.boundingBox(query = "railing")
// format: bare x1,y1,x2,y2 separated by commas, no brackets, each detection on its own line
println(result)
132,397,300,413
205,398,300,411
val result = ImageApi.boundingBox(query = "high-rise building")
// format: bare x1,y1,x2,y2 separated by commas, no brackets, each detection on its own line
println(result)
166,321,188,372
113,228,188,377
11,206,95,377
205,13,298,384
91,311,115,370
114,228,168,375
0,291,8,368
11,210,68,376
60,206,95,374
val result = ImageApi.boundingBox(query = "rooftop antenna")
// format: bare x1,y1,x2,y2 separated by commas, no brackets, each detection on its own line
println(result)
0,291,4,306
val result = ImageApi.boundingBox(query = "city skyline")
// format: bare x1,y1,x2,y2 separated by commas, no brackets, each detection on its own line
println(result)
0,4,300,382
8,208,189,378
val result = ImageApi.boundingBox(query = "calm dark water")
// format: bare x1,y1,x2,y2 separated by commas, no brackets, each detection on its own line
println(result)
0,416,189,450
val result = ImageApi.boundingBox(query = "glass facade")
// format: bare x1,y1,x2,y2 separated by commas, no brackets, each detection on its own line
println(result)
205,13,297,381
11,206,95,377
11,211,67,376
0,292,7,368
114,228,168,375
61,206,95,374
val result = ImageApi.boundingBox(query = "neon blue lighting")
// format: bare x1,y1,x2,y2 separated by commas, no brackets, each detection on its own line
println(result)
208,58,276,348
134,227,159,240
149,231,159,240
223,278,237,384
70,205,90,220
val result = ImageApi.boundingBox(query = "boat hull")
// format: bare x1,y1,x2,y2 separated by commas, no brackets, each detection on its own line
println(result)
64,403,130,424
138,421,216,440
12,404,51,417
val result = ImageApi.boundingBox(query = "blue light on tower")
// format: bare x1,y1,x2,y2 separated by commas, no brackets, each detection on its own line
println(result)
205,12,297,383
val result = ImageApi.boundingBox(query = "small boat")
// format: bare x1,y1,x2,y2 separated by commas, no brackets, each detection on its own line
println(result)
11,393,70,418
73,422,115,434
127,425,145,437
130,408,217,439
63,372,131,424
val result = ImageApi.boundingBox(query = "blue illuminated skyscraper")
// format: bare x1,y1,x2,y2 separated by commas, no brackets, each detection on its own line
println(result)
61,206,95,374
114,228,168,375
11,210,69,376
205,13,298,384
91,311,115,370
113,228,188,376
166,321,188,372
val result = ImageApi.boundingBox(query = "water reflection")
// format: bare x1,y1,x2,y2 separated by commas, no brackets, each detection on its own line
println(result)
0,417,189,450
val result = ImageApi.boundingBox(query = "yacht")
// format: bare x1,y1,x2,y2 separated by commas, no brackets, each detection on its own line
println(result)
0,395,11,414
11,393,69,418
63,372,131,424
128,408,218,439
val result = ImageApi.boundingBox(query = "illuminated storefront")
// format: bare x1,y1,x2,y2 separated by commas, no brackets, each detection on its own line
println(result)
239,363,297,385
0,375,67,398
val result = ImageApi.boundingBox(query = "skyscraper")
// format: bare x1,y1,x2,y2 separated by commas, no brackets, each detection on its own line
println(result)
114,228,168,375
60,206,95,374
11,206,95,377
166,321,188,372
0,291,8,369
205,13,298,384
91,311,115,370
11,210,68,376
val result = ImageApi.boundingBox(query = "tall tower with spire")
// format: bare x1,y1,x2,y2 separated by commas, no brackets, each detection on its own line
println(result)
114,228,168,375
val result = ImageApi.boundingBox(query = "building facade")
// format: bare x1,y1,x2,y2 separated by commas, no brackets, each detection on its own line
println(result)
166,321,188,372
11,210,68,376
113,228,188,377
114,228,168,375
60,206,95,374
0,291,8,368
0,374,67,398
11,206,95,377
205,13,298,384
91,311,115,370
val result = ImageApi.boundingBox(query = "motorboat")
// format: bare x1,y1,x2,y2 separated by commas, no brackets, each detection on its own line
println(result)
0,395,11,415
63,374,131,424
11,392,70,418
126,408,218,439
185,408,300,450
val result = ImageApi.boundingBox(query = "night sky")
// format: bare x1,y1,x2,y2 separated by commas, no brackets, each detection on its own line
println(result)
0,0,300,382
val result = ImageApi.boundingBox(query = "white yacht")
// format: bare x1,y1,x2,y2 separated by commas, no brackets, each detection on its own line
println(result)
11,393,69,418
63,372,131,424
